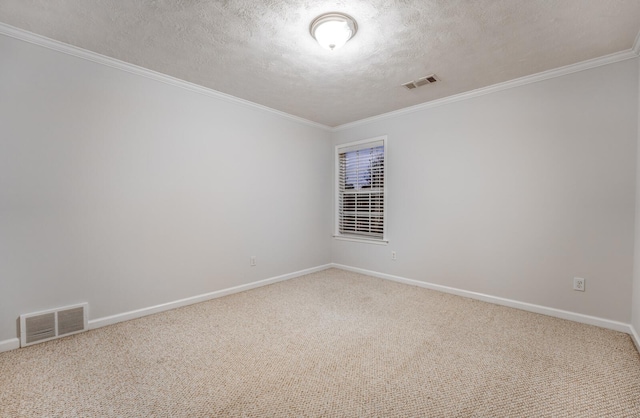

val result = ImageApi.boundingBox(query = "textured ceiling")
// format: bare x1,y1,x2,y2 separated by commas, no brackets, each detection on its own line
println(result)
1,0,639,127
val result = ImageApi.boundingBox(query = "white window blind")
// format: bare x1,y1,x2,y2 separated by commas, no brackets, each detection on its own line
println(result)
336,138,386,240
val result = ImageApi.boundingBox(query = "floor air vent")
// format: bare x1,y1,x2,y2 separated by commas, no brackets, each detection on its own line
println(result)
20,303,88,347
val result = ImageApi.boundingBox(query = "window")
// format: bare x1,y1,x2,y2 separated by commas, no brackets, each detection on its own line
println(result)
335,136,387,243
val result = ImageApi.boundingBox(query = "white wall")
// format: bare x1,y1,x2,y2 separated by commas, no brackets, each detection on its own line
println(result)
633,56,640,337
1,29,639,347
0,34,333,343
332,58,639,323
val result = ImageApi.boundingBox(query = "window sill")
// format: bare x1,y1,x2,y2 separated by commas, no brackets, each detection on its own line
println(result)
333,236,389,245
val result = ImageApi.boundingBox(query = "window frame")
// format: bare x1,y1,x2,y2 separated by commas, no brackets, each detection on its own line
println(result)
334,136,388,245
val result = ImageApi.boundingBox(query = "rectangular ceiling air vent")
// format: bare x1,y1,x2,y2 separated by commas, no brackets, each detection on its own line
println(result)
402,81,417,90
403,74,439,90
20,303,88,347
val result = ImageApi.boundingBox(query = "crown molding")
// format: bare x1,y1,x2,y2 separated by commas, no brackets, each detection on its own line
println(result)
0,23,332,132
2,22,638,134
333,47,640,132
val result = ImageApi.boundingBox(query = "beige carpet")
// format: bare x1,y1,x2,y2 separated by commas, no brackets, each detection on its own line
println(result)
1,268,639,417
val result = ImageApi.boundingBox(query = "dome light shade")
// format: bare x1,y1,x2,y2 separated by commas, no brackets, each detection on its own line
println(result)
310,13,358,51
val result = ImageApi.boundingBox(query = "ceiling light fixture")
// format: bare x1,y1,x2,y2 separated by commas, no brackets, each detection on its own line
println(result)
310,12,358,51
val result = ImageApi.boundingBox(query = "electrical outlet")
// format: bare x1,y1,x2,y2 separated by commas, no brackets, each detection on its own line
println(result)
391,251,397,261
573,277,585,292
250,256,256,267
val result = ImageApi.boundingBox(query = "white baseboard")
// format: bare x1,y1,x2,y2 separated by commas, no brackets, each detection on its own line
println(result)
6,263,637,354
0,338,20,353
331,264,633,335
630,325,640,353
88,264,332,330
